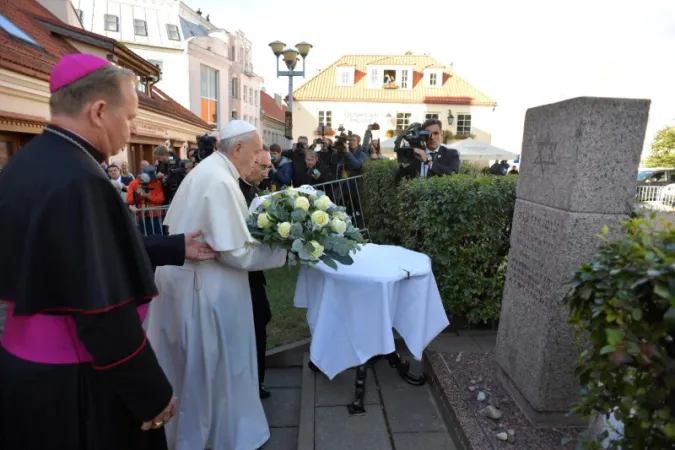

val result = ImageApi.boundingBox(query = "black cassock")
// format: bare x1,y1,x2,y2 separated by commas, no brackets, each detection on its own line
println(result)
239,179,272,384
0,126,175,450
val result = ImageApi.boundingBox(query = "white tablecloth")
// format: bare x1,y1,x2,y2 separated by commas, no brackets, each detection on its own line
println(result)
294,243,449,379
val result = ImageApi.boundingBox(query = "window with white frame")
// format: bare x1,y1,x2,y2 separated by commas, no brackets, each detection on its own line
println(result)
456,113,472,134
400,69,409,89
166,24,180,41
425,112,439,121
318,111,332,128
396,113,411,131
231,110,237,119
254,90,259,106
200,65,219,126
255,118,258,127
134,19,147,36
370,69,378,86
248,88,253,104
104,14,118,32
243,86,247,103
429,72,438,87
336,67,354,86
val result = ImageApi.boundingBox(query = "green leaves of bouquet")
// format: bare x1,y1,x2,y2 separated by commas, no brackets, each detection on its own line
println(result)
247,188,365,270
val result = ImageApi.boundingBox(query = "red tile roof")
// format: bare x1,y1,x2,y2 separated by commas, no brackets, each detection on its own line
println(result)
293,54,496,106
260,91,286,124
0,0,211,129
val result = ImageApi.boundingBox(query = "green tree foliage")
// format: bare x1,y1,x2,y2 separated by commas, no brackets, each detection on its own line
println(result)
644,126,675,168
566,217,675,449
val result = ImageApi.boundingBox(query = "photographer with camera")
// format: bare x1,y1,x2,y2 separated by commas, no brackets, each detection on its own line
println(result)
331,131,368,180
396,118,460,180
267,144,293,190
280,136,311,187
154,145,187,205
127,164,165,235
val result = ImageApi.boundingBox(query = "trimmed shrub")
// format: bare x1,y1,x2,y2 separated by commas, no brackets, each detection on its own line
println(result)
566,217,675,449
360,161,517,323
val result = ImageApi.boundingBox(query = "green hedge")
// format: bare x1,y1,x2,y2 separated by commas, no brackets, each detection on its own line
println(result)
360,161,517,324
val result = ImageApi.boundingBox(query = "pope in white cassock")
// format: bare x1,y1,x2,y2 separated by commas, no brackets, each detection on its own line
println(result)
146,120,288,450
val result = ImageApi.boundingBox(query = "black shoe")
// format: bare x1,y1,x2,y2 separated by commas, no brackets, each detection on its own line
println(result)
259,385,271,399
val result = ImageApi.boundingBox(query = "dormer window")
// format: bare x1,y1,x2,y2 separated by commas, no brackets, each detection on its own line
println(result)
104,14,119,32
336,67,354,86
166,24,180,41
425,69,443,88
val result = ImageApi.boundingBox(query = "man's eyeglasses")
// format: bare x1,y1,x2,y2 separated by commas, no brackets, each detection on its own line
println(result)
257,163,273,172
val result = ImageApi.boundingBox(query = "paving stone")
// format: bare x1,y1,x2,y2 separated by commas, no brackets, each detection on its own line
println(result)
315,406,392,450
261,427,298,450
392,431,457,450
265,368,303,388
315,368,379,406
380,386,445,433
428,335,481,353
262,388,301,427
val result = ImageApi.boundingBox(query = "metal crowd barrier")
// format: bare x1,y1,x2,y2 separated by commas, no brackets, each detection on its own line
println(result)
132,175,369,239
130,205,170,236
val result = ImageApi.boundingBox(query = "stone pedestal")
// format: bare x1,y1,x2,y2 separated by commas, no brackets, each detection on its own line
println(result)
495,97,650,426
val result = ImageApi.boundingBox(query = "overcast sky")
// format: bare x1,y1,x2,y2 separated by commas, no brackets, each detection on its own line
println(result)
185,0,675,156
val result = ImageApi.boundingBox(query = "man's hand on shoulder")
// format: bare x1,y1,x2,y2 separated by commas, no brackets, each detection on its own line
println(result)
184,230,217,261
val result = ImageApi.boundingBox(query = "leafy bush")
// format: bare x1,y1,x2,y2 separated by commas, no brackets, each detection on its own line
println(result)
360,161,517,323
566,217,675,449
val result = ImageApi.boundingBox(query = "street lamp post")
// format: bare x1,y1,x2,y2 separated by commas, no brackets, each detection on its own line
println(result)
269,40,312,139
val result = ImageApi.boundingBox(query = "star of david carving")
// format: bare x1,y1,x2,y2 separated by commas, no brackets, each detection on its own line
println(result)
532,140,558,173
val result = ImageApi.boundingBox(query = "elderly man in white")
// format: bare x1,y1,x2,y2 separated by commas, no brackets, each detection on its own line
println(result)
146,121,288,450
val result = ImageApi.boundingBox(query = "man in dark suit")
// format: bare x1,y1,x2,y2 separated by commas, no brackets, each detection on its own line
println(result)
397,118,461,180
238,147,275,399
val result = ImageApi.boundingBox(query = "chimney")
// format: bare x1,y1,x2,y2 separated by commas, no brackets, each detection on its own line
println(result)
206,14,210,22
274,94,282,107
196,8,202,15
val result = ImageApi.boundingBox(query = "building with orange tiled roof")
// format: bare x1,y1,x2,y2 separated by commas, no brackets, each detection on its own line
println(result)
0,0,212,170
260,90,291,148
291,53,497,144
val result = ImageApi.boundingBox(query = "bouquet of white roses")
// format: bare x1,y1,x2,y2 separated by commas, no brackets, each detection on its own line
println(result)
247,186,365,270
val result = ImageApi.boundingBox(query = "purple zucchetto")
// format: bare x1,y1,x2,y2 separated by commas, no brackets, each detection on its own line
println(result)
50,54,111,93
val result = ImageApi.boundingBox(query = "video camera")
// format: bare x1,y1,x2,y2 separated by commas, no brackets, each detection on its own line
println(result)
334,125,353,153
394,123,431,164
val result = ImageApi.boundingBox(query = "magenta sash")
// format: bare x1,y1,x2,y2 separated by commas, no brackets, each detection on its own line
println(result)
1,303,149,364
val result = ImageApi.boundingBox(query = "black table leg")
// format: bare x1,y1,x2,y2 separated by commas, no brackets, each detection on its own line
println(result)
384,351,427,386
347,363,368,416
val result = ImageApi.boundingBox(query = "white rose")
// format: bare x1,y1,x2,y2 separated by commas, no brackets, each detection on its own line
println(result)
310,210,330,228
314,195,333,211
257,213,272,229
277,222,292,238
331,218,347,234
261,198,272,210
294,196,310,211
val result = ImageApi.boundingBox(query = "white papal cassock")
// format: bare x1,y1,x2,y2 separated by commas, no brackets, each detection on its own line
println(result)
147,151,287,450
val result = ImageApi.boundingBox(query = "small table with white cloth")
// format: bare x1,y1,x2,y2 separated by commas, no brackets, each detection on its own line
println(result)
293,243,450,415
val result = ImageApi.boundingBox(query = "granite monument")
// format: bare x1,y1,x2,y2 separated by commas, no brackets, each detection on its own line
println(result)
495,97,651,426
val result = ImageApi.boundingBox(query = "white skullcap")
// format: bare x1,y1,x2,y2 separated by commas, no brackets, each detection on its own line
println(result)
219,120,257,140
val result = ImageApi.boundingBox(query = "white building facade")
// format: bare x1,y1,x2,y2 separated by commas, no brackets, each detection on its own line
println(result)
292,54,497,148
70,0,262,132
